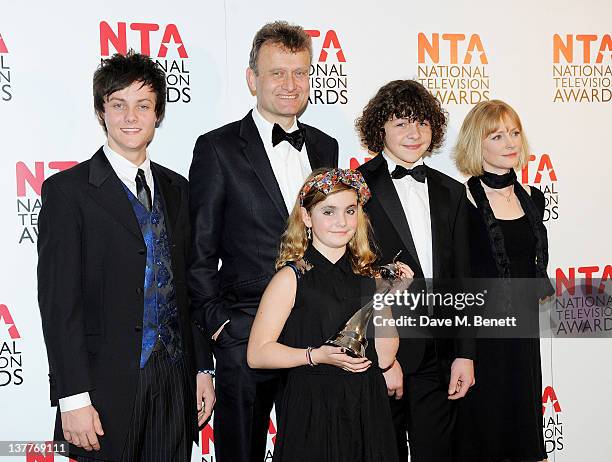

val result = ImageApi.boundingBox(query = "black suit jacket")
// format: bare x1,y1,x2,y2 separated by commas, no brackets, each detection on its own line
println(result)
37,148,203,460
358,154,475,375
188,110,338,369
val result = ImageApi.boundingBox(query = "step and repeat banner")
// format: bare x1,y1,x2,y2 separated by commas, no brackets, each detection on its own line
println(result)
1,1,611,461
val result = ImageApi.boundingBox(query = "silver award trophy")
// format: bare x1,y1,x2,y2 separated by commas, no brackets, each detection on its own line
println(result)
325,258,405,358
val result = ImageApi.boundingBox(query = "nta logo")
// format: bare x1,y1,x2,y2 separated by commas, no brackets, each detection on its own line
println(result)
100,21,187,58
305,30,346,62
542,386,561,414
306,29,348,105
542,386,564,453
0,304,20,339
418,33,487,64
553,34,612,63
0,34,8,53
417,32,490,105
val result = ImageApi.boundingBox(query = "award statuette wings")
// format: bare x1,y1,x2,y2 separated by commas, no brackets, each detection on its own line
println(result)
325,259,408,358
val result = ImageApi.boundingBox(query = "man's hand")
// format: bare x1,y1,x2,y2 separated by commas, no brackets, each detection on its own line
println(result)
61,405,104,451
448,358,475,400
382,359,404,399
196,373,216,426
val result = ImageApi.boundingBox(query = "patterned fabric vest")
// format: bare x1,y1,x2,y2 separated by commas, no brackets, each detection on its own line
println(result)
123,181,183,368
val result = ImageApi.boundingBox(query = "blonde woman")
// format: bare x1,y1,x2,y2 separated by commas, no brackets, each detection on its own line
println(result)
248,168,410,462
454,100,553,462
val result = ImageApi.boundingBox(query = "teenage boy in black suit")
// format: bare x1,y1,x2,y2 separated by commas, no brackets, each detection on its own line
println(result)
38,51,213,461
356,80,475,462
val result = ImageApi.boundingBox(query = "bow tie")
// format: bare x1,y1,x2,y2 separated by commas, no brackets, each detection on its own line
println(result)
272,123,305,151
391,164,427,183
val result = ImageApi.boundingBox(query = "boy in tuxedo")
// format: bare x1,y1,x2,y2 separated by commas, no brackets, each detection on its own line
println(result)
37,51,213,461
356,80,475,462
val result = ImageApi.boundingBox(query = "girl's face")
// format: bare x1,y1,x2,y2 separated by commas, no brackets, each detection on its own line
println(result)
481,116,522,175
301,189,358,256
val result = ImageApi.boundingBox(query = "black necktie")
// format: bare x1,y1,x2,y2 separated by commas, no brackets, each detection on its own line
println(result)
391,164,427,183
272,123,305,151
135,168,152,212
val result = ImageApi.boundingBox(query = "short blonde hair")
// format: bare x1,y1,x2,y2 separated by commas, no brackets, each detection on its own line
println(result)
454,100,530,177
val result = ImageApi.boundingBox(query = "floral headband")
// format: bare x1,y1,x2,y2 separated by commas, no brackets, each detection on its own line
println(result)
299,168,372,206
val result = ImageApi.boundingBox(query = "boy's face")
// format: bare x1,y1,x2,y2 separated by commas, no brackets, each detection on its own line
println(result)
383,116,432,168
100,81,157,163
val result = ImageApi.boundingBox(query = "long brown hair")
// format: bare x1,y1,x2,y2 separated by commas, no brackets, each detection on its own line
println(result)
276,168,377,276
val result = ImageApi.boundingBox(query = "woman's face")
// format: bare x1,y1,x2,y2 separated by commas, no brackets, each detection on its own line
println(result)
481,116,522,174
301,189,358,255
383,117,432,168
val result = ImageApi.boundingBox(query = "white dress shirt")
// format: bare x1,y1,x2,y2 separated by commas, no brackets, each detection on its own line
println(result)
103,144,155,200
383,152,433,279
251,107,312,212
58,145,154,413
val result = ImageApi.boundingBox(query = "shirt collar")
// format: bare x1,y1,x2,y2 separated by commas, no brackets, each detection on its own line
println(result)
304,245,352,275
252,106,299,144
382,151,425,175
103,143,152,182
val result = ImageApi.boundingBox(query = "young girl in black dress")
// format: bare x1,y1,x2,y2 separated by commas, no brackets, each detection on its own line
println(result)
247,168,410,462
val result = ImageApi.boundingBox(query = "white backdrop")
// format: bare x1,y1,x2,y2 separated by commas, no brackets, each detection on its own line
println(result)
1,1,611,461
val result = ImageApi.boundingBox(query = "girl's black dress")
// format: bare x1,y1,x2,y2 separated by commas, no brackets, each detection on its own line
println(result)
455,187,548,462
272,245,398,462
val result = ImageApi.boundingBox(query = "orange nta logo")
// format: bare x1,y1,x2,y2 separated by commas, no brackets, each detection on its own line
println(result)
416,32,490,105
552,34,612,102
0,304,20,339
418,33,487,65
553,34,612,63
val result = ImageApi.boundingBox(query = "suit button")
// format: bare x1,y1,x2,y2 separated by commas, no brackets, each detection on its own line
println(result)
136,287,143,295
135,325,142,332
138,248,146,255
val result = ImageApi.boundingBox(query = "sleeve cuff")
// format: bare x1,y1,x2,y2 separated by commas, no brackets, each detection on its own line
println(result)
198,370,215,377
59,392,91,412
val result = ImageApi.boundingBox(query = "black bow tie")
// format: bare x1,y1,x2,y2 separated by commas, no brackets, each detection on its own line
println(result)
272,123,305,151
391,164,427,183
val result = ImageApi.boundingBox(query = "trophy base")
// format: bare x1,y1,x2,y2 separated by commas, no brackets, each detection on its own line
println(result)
325,335,367,358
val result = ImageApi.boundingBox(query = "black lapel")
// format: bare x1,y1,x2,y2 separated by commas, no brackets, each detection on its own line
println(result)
363,155,422,270
299,122,325,169
426,167,450,280
151,163,181,240
239,111,288,220
87,148,143,242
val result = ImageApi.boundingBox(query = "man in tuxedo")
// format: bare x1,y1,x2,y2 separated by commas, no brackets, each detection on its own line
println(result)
357,80,475,461
188,21,338,462
37,51,214,461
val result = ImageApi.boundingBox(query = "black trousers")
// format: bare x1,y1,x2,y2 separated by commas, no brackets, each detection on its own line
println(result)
76,349,193,462
213,340,279,462
390,341,456,462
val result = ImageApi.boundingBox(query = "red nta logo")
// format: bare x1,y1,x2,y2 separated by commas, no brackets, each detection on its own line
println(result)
0,34,8,53
0,304,20,339
542,386,561,414
100,21,188,58
15,161,78,197
305,30,346,62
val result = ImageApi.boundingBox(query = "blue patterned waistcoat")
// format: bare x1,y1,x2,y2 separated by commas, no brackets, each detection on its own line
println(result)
123,182,183,368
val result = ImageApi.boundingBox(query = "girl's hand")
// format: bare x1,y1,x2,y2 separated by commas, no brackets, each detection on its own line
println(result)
395,262,414,279
311,345,372,373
